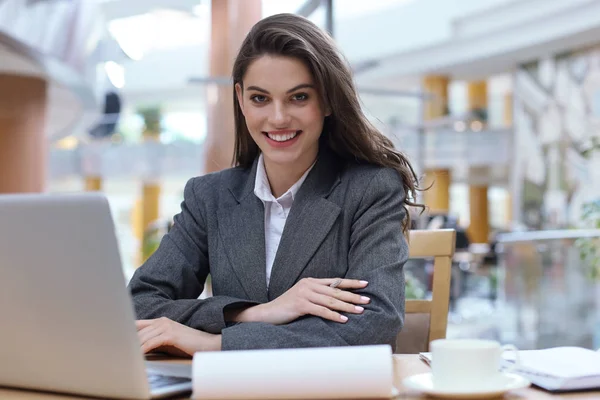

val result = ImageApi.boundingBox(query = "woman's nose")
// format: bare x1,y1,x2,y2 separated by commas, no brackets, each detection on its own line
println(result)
269,103,291,127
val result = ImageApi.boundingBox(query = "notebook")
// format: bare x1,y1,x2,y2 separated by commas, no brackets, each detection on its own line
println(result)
420,346,600,392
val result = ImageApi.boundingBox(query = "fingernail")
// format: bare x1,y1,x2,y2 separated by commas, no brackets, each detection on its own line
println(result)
355,306,364,312
340,315,348,322
360,280,369,285
361,296,371,302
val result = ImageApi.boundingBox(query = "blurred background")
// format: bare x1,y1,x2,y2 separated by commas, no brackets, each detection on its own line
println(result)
2,0,600,350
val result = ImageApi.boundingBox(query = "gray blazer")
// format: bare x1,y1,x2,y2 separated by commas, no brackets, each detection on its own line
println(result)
128,149,408,351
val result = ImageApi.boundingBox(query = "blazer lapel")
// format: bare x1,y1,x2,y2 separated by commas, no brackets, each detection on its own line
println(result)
267,151,342,300
218,161,269,303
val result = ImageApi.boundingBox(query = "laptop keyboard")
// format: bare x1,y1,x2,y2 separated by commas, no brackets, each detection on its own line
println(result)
148,373,191,390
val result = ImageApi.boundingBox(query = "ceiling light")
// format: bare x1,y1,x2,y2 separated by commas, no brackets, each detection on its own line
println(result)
105,61,125,89
192,3,209,17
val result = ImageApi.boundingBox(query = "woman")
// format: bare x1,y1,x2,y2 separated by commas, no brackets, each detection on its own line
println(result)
129,13,421,356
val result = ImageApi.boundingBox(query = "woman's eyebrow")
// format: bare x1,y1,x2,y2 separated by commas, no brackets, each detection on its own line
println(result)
245,83,315,94
285,83,314,93
246,85,269,94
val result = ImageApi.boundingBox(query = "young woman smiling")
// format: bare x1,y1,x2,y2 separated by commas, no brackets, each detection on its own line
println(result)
129,13,422,356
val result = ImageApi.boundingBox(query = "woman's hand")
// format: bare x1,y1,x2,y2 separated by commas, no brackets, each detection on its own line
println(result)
136,317,221,357
228,278,370,325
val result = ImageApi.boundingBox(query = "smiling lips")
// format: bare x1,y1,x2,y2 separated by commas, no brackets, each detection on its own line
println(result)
263,130,302,147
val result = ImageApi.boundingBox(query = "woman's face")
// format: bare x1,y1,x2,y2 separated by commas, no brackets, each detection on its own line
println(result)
236,55,329,170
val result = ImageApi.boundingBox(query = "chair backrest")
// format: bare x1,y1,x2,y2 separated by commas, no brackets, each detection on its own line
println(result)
395,229,456,354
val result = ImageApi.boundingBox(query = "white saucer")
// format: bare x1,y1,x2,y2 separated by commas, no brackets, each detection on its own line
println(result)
403,372,530,399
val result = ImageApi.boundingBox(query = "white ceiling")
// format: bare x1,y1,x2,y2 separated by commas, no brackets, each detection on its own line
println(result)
93,0,600,119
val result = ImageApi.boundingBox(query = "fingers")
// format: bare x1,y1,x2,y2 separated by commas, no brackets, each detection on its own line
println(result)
298,278,371,323
138,325,160,346
311,281,371,306
136,317,173,331
135,319,156,330
310,292,365,315
323,286,371,305
136,318,172,354
307,303,349,323
141,333,168,354
319,278,369,290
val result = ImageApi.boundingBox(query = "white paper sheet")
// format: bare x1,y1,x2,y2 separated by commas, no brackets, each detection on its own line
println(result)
192,345,394,399
503,346,600,379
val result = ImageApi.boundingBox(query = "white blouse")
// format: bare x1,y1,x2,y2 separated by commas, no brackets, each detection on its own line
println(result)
253,154,314,287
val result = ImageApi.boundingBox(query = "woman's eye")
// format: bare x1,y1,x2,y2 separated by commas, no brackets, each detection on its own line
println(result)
250,95,268,103
292,93,308,101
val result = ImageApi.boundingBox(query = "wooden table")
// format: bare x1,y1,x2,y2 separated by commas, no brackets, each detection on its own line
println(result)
0,355,597,399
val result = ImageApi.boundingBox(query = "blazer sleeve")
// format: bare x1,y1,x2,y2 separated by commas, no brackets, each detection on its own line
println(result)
220,168,408,350
128,177,258,334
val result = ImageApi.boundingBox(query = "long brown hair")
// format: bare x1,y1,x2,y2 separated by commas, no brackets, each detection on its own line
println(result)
232,13,423,234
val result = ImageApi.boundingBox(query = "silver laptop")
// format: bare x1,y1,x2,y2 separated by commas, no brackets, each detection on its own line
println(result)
0,193,192,399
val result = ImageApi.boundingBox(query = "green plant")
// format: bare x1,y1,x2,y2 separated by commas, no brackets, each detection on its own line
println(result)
141,219,170,263
138,106,162,134
575,200,600,280
141,227,162,263
405,271,426,299
471,107,488,123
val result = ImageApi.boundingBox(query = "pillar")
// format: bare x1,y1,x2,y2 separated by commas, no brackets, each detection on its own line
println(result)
0,75,47,193
79,138,105,193
85,176,102,191
138,108,162,264
467,80,490,243
504,93,513,225
422,75,450,213
141,117,161,232
467,81,487,112
142,183,160,238
204,0,262,173
423,169,451,212
468,184,489,243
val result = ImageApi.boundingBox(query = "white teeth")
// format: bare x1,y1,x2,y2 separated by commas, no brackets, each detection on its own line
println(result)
267,131,298,142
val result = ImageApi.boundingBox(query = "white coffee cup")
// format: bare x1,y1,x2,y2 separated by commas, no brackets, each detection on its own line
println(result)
430,339,520,392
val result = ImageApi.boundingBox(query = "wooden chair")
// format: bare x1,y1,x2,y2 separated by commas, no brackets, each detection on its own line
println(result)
395,229,456,353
